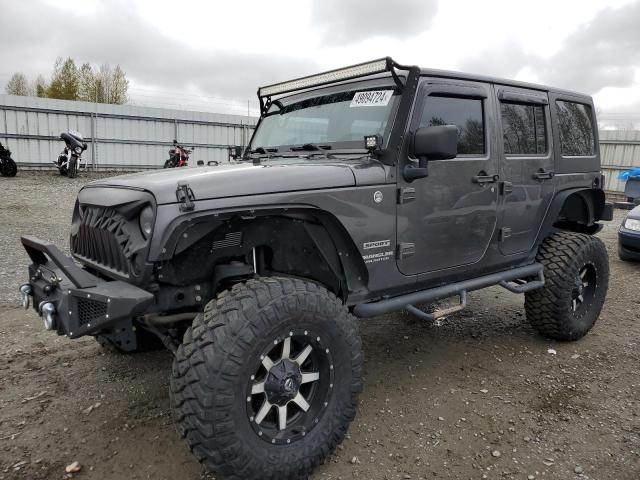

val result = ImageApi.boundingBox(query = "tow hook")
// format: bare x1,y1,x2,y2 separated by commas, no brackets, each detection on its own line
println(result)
19,284,32,309
38,301,57,331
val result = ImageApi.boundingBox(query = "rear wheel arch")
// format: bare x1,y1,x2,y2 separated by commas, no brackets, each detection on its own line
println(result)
553,188,606,233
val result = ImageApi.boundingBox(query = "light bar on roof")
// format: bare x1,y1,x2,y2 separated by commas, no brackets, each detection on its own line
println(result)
259,58,391,98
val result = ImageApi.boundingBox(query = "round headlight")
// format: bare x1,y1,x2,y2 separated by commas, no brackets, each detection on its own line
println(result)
74,146,83,154
139,205,154,238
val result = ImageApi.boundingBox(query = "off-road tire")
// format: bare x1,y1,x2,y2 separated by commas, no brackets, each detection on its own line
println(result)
67,157,78,178
525,231,609,341
170,277,363,480
96,325,165,353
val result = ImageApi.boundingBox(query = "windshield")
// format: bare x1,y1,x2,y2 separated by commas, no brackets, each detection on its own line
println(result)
250,83,401,152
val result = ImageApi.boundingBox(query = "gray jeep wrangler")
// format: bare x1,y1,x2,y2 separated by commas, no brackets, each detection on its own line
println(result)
20,58,613,480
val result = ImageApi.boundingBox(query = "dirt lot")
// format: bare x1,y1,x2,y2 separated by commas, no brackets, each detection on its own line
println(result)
1,172,640,480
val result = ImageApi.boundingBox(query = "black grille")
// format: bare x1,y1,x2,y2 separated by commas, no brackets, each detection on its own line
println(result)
76,298,108,326
71,207,131,276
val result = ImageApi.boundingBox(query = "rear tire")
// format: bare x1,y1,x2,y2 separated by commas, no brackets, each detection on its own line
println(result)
525,231,609,341
170,277,363,480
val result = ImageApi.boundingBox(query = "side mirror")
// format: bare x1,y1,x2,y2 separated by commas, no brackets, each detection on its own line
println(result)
404,125,458,181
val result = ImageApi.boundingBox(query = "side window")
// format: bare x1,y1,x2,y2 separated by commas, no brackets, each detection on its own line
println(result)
419,96,485,155
500,102,547,155
555,101,595,156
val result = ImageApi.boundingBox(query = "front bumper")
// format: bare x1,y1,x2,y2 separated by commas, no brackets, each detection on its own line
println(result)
20,235,154,338
619,228,640,260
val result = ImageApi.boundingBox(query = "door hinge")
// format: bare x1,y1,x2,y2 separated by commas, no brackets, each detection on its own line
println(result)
500,181,513,195
398,242,415,259
397,187,416,204
176,182,195,212
499,227,512,241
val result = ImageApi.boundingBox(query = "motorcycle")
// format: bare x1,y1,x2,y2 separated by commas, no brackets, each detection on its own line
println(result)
164,140,192,168
55,131,87,178
0,141,17,177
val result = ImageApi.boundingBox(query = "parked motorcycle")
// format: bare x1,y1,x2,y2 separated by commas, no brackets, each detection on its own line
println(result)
164,140,192,168
55,132,87,178
0,141,17,177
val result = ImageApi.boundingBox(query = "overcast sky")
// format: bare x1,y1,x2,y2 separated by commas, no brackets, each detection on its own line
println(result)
1,0,639,125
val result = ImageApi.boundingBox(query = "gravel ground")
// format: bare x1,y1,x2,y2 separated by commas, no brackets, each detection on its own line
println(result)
1,172,640,480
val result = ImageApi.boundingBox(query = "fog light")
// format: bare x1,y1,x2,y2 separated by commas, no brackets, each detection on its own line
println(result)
19,284,32,309
40,302,56,331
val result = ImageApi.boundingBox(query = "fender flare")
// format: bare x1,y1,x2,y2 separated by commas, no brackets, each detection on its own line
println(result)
537,187,606,243
150,204,369,298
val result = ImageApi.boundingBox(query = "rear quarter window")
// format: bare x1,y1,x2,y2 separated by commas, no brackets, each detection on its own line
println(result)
555,101,595,156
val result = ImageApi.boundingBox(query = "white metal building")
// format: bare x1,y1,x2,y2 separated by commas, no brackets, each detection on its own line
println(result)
600,129,640,198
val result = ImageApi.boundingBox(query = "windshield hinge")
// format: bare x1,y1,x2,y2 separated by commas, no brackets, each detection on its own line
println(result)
176,182,195,212
397,187,416,204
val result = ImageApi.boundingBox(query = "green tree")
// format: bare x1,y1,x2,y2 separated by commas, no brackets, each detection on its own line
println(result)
5,72,30,96
34,75,48,97
5,58,129,105
47,57,79,100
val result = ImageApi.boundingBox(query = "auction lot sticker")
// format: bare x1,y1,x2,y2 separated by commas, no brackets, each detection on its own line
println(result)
350,90,394,107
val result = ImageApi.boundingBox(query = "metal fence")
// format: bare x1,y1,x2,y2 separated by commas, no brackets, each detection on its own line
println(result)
0,94,257,170
600,130,640,199
2,93,639,192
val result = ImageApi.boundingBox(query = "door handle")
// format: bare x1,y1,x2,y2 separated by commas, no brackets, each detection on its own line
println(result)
533,169,554,180
472,172,499,184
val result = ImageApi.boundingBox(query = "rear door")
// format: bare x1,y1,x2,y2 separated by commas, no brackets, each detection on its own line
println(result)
495,87,555,255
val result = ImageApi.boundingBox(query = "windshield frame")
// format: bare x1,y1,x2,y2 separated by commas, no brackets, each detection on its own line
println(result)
247,76,404,155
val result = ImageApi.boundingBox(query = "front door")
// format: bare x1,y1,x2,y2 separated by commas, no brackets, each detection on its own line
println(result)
397,81,499,276
495,87,555,255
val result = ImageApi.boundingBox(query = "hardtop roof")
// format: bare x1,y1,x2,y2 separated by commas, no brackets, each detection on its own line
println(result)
418,66,591,101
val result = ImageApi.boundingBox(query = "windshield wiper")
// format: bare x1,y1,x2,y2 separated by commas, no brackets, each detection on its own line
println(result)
290,143,332,152
250,146,278,154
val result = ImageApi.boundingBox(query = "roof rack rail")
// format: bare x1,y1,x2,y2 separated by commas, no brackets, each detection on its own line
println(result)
257,57,414,115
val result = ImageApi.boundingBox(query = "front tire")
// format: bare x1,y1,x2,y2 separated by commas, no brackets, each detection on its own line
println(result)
1,158,17,177
67,157,78,178
170,277,363,480
525,231,609,341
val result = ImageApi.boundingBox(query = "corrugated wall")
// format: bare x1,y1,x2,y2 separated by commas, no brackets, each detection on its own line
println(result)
600,130,640,197
2,94,639,191
0,94,257,169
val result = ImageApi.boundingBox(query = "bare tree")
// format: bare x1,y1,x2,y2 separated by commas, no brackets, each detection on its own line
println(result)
78,63,98,102
5,72,31,96
110,65,129,105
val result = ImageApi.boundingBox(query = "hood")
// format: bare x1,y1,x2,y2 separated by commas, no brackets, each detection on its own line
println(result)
87,160,358,205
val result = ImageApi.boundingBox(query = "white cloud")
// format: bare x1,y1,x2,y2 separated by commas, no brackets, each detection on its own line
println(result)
1,0,640,120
